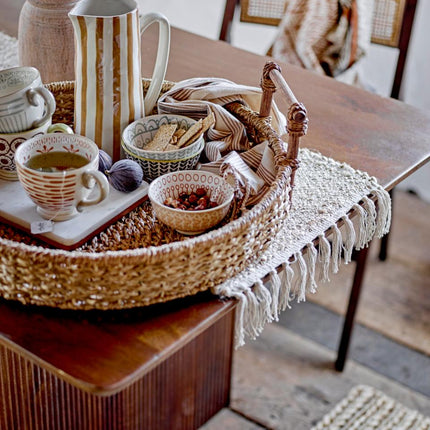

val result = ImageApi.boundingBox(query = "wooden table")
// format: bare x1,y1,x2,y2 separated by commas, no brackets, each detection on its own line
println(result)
1,6,430,429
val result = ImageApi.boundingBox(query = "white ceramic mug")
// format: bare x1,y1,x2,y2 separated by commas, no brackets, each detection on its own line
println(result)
15,133,109,221
0,66,56,133
0,119,73,181
69,0,171,162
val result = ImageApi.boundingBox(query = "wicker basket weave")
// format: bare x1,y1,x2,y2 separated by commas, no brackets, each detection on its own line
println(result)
0,65,307,310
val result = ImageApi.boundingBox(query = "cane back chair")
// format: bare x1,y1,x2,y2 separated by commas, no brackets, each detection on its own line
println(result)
220,0,418,100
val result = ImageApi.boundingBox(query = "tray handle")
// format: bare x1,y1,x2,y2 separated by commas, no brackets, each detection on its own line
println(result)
260,61,308,197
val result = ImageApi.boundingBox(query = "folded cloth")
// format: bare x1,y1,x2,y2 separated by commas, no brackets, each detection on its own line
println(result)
268,0,373,87
157,77,287,206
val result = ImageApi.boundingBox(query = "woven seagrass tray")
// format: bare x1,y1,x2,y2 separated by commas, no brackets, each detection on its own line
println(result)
0,62,308,310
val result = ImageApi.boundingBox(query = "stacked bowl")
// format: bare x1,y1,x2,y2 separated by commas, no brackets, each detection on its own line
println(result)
121,114,205,181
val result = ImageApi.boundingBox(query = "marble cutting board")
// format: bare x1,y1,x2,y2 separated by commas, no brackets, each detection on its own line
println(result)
0,178,149,250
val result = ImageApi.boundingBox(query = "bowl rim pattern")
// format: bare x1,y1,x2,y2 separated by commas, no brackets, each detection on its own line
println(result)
121,138,204,163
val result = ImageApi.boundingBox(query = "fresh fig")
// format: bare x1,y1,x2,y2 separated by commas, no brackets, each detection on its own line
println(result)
106,159,143,192
98,149,113,173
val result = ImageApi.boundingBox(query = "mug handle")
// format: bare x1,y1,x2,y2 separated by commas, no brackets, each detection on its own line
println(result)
47,123,74,134
139,12,170,116
27,87,57,129
78,170,110,209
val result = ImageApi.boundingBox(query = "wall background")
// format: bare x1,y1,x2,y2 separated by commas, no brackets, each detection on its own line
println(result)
138,0,429,201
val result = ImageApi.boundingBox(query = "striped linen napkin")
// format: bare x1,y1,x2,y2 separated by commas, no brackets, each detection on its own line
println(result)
157,77,287,206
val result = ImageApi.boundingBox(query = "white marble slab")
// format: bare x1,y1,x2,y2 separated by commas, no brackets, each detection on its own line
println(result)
0,178,149,249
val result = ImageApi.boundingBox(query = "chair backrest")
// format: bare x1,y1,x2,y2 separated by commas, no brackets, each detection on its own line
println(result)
220,0,418,99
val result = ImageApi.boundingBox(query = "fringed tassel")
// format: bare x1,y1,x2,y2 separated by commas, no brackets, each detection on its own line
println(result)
342,215,356,264
243,287,261,340
306,243,318,294
362,196,377,243
268,270,281,321
330,225,343,274
318,234,331,282
254,279,274,324
279,262,294,310
373,188,392,237
295,252,308,302
234,292,247,347
353,203,368,249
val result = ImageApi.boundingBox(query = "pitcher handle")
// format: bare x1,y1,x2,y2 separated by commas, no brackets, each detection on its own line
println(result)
140,12,171,116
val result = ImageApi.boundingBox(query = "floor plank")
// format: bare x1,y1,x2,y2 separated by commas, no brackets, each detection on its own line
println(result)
201,409,265,430
277,301,430,397
229,324,430,430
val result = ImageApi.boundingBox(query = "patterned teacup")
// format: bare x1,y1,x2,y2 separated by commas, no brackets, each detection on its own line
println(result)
15,133,109,221
0,119,73,181
0,66,56,133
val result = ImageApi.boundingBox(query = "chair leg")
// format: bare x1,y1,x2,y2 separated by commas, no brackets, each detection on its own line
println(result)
219,0,239,42
335,244,371,372
378,188,394,261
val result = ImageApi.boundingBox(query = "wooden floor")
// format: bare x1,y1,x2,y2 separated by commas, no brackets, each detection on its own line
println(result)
201,190,430,429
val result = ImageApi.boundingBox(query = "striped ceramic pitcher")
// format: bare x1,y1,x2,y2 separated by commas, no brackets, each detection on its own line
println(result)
69,0,170,161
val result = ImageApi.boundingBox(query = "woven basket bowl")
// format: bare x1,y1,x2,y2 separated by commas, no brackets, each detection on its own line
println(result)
0,79,293,310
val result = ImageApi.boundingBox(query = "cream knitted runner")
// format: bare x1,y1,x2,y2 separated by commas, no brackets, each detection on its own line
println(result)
212,147,391,347
312,385,430,430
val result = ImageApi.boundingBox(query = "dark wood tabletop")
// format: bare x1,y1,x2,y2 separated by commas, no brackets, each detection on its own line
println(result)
1,1,429,395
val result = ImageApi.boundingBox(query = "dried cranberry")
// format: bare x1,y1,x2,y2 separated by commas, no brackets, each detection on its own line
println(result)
195,187,206,197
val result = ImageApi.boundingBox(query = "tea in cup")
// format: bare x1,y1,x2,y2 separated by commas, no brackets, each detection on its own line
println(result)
15,133,109,221
0,66,56,133
0,120,73,181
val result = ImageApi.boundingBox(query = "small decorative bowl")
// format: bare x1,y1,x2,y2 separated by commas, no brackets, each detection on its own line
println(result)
148,170,235,235
122,114,204,161
122,138,204,181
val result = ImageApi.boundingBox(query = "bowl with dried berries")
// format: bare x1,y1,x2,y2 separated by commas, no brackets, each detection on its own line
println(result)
121,113,215,180
148,170,234,235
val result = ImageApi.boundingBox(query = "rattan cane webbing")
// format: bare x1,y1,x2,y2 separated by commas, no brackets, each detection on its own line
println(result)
0,79,293,310
240,0,286,26
371,0,406,47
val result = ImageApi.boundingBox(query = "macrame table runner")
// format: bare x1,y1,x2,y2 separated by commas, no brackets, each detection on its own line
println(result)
212,147,391,347
0,32,391,348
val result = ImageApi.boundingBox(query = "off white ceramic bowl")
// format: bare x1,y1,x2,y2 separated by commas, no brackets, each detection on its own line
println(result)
123,138,204,182
148,170,234,235
122,114,204,161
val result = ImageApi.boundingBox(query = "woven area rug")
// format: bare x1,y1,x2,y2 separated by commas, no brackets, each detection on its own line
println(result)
312,385,430,430
0,32,391,347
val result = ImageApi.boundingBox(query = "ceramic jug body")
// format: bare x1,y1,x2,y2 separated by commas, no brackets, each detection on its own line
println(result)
69,0,170,161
